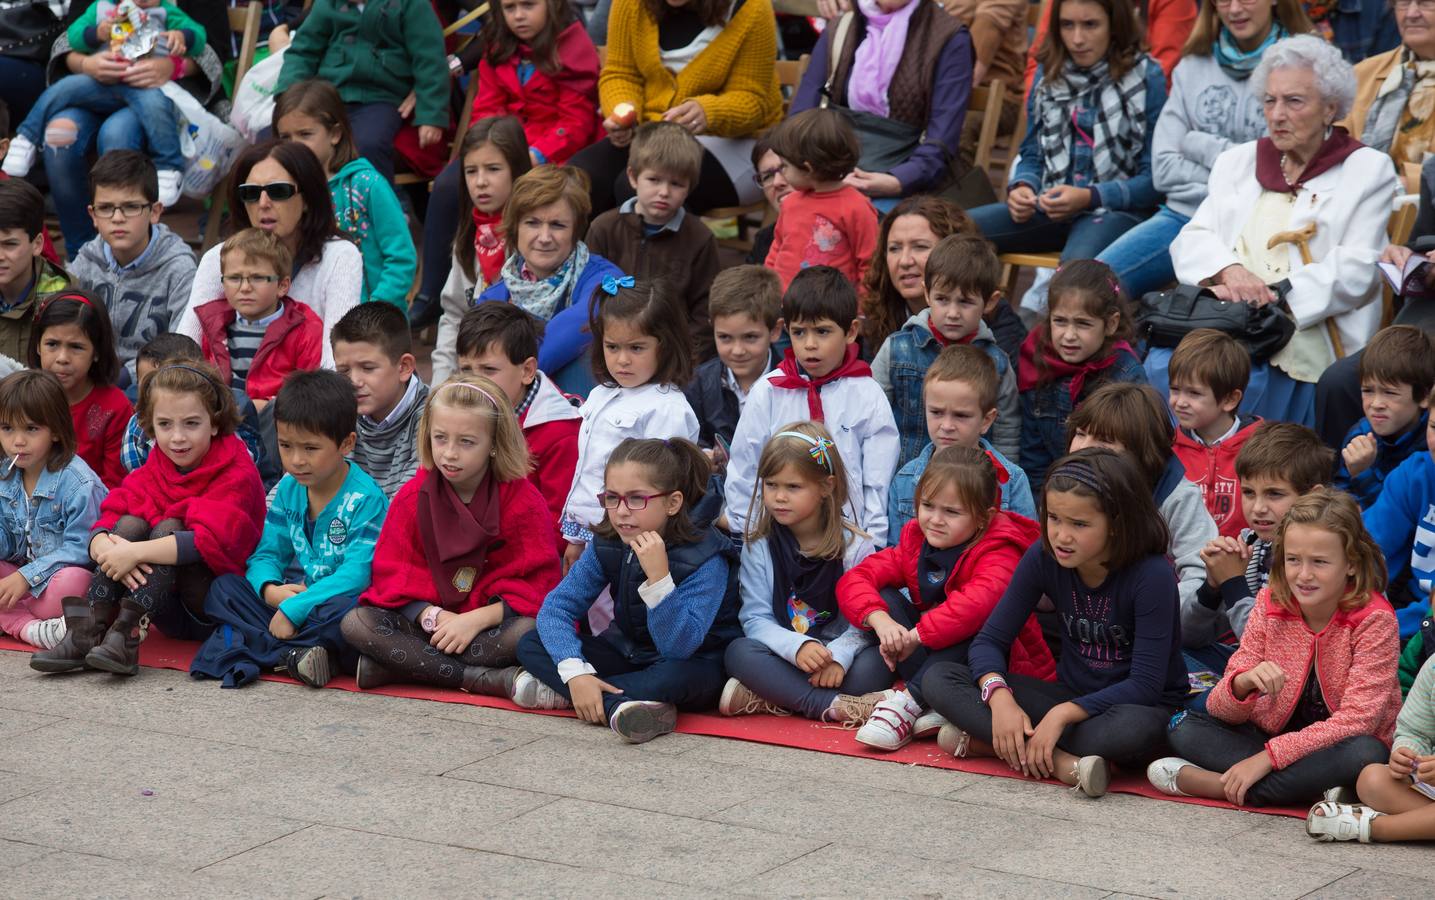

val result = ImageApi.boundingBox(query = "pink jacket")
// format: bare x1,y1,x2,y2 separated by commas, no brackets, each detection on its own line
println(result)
1206,588,1402,770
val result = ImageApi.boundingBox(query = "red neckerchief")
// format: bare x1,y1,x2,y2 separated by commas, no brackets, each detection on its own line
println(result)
1254,127,1363,194
417,468,502,610
472,208,506,287
929,325,978,348
769,345,871,422
1016,326,1135,404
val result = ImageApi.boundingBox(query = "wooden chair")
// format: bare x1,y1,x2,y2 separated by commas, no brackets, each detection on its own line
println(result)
967,79,1006,187
987,1,1045,182
999,250,1061,304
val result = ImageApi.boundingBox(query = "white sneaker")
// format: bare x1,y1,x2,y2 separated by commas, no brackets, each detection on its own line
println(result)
936,723,971,757
1071,755,1110,798
854,689,921,751
21,617,67,651
510,669,571,710
913,710,948,739
1146,757,1193,796
157,169,183,206
2,135,37,177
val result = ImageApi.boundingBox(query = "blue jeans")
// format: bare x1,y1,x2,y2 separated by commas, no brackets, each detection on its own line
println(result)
723,637,893,719
1096,206,1187,299
968,202,1147,260
348,102,403,185
39,106,147,254
0,56,49,125
20,75,182,171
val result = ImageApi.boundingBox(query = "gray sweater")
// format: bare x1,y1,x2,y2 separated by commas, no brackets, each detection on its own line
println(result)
68,224,197,381
1152,54,1266,218
1159,475,1219,630
351,378,429,499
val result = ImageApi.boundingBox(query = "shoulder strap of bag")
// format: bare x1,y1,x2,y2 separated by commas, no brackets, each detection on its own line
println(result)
820,12,856,110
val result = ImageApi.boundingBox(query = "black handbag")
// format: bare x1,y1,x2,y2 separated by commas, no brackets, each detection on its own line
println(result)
1134,283,1296,362
0,0,63,65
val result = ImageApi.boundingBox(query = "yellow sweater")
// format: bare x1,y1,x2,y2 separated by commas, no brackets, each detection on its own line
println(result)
599,0,783,138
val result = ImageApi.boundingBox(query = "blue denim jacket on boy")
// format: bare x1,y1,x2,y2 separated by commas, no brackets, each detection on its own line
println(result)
1019,348,1147,491
0,455,106,593
888,439,1037,543
871,310,1020,468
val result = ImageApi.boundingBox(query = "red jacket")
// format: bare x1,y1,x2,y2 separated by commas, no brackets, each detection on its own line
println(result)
472,21,601,165
836,512,1057,681
1206,589,1402,770
72,383,132,489
520,374,581,554
95,433,265,577
1171,417,1261,539
359,468,562,617
193,297,323,401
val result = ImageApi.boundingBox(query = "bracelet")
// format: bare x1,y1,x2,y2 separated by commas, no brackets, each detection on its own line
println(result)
979,675,1010,705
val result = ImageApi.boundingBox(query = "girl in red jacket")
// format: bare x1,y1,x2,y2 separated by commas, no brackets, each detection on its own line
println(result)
1150,488,1401,808
340,374,564,704
837,445,1053,751
30,361,266,677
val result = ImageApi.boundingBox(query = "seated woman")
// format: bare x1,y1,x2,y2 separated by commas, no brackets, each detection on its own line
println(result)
1342,0,1435,193
1097,0,1314,298
570,0,783,215
474,164,623,396
1168,34,1398,428
788,0,975,212
967,0,1167,263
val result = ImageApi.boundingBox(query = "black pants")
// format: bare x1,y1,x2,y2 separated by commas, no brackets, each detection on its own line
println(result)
348,102,404,185
1167,710,1389,807
340,603,534,688
878,587,970,707
924,663,1175,769
91,515,216,640
568,136,741,216
419,157,463,298
1314,349,1363,450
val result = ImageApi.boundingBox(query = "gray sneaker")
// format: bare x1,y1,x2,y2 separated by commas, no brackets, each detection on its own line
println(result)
609,700,677,744
511,669,571,709
281,646,332,688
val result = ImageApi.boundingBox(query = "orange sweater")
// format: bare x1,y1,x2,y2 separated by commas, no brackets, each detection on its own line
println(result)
598,0,783,138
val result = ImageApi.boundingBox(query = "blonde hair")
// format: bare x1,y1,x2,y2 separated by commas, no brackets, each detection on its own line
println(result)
1269,487,1387,616
744,421,863,560
417,374,531,481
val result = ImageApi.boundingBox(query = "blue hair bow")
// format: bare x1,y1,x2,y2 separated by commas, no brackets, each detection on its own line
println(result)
601,275,636,295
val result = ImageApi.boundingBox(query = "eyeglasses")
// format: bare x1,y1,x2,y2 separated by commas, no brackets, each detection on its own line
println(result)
597,490,675,510
237,182,298,204
221,274,281,287
1395,0,1435,10
91,202,152,219
752,166,783,187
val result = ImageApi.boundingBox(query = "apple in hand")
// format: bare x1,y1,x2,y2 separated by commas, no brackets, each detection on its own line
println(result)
612,102,638,129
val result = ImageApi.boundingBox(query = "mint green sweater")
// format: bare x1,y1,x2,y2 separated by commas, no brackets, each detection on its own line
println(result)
1396,654,1435,757
329,157,416,311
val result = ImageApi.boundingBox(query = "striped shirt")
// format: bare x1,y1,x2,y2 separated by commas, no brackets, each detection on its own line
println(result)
226,306,283,393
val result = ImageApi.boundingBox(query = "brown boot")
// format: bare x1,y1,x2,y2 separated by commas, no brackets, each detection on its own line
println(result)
461,665,520,698
30,598,114,674
84,599,147,676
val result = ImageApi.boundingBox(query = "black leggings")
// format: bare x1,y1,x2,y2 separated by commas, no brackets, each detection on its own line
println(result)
877,587,970,707
568,136,741,216
419,158,463,299
90,516,215,637
340,604,535,688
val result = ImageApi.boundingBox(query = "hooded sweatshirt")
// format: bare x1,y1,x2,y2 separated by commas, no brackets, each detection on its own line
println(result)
1154,455,1220,624
519,372,581,553
1364,451,1435,638
69,224,197,383
1334,411,1430,510
1172,414,1261,537
329,156,416,310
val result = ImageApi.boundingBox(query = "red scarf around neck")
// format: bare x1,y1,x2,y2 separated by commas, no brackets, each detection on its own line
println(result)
1253,127,1363,194
769,345,872,421
1016,326,1135,405
473,209,506,288
417,467,502,610
929,325,978,348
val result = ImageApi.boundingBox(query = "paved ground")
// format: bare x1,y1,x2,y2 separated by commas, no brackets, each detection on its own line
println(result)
0,650,1428,899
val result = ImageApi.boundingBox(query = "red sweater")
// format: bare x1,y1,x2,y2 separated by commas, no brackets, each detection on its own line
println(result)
95,433,265,576
765,185,878,290
359,468,562,617
1206,589,1402,770
72,383,132,489
837,512,1057,681
193,297,323,401
472,21,602,165
1171,417,1260,538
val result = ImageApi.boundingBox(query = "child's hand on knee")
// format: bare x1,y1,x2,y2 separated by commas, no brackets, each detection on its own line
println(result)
809,660,845,688
568,673,620,724
1416,756,1435,784
0,571,30,610
865,611,908,670
262,583,305,608
268,610,297,640
794,640,831,674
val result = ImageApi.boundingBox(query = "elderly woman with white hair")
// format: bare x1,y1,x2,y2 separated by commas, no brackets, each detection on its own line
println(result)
1166,33,1400,426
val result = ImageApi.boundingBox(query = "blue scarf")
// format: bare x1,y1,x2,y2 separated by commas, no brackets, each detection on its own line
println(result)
1213,23,1286,80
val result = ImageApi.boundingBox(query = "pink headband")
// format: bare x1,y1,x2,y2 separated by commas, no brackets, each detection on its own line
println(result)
438,381,501,410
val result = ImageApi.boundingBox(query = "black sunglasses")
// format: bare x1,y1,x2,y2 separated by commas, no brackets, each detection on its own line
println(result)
237,181,298,204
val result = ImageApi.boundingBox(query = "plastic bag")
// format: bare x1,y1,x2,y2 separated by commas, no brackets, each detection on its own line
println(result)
160,82,246,199
229,47,286,142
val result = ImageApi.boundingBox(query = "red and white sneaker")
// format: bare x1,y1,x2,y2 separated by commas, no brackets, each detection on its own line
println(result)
854,689,922,751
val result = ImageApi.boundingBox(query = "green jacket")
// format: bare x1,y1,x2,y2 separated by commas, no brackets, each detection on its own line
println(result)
329,156,415,310
0,259,73,363
276,0,449,127
68,1,207,58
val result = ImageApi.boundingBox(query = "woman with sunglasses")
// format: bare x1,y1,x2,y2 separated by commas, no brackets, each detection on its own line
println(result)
177,140,362,366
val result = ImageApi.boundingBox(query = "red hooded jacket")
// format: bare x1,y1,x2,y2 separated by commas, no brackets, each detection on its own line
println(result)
472,20,601,165
359,468,562,617
1171,417,1261,539
94,433,265,577
837,512,1056,681
519,373,581,554
193,297,323,402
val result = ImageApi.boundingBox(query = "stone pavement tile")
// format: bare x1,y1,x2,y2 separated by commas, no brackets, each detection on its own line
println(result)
3,852,276,900
200,824,735,897
0,706,62,740
0,783,305,869
0,837,54,869
416,702,706,756
744,843,1109,898
471,797,826,889
681,736,985,797
200,764,559,845
1227,816,1435,880
0,768,55,806
1302,868,1435,898
0,661,279,729
945,775,1267,841
445,735,797,816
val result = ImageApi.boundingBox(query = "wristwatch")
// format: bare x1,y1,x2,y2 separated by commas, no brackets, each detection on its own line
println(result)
420,605,442,633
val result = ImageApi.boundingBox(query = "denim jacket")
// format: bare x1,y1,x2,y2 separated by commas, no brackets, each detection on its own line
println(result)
888,439,1037,545
1331,1,1400,64
0,454,106,593
1018,348,1147,491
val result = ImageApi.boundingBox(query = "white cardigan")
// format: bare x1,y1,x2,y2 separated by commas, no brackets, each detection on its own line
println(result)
430,251,474,385
1170,140,1399,358
178,237,364,369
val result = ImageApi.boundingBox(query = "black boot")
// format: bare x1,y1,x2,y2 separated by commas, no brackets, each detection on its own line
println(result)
84,599,147,676
30,598,114,674
461,665,520,698
408,294,441,332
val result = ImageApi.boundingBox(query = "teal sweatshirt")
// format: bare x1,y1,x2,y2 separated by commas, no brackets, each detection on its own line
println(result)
330,156,416,311
246,461,388,627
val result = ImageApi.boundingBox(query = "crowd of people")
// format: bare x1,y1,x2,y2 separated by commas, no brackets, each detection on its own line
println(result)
2,0,1435,846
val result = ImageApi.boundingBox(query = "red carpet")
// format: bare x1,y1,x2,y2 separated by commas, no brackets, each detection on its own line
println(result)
0,633,1305,819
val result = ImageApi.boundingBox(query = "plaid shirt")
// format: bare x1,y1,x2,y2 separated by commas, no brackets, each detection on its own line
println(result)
120,413,265,474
